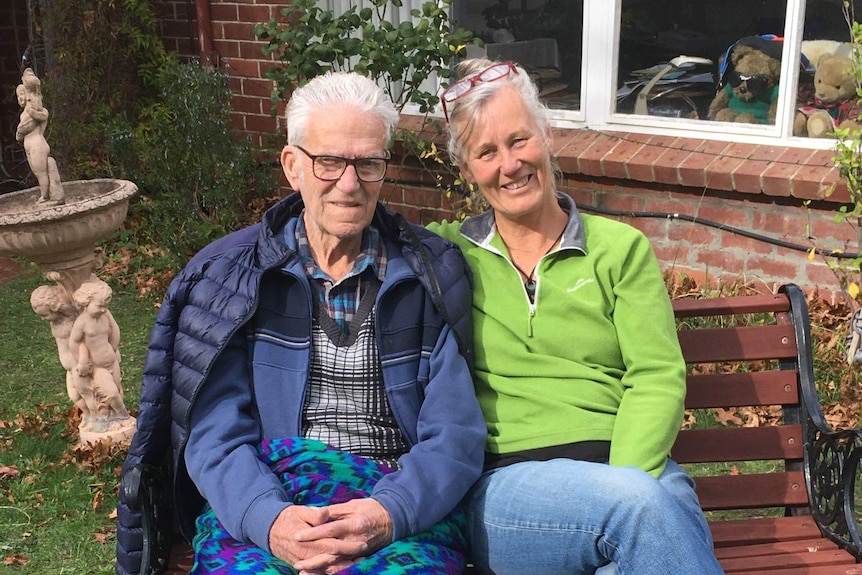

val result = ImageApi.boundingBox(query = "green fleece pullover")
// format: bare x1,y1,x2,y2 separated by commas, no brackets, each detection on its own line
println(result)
428,193,685,477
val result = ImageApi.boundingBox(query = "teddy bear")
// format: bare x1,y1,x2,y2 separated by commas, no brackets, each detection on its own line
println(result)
708,41,782,124
794,54,861,137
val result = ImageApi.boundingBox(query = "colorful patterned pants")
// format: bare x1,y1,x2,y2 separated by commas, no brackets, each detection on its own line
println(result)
191,437,467,574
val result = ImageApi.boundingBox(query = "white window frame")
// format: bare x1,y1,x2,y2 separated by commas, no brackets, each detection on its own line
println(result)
327,0,832,149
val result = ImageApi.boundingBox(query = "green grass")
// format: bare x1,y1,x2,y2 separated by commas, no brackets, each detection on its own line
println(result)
0,270,158,573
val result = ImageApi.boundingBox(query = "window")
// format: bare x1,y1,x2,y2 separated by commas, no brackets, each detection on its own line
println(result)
451,0,859,145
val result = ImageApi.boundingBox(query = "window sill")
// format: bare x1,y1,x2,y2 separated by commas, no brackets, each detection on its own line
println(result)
397,115,847,204
551,129,847,204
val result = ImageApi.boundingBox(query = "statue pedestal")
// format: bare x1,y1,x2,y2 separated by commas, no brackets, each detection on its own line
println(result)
79,416,137,446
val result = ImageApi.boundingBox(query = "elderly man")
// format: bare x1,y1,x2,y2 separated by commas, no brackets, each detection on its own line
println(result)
116,72,485,575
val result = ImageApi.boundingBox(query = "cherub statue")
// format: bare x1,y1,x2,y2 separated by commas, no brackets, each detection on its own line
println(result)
16,68,64,205
69,279,129,422
30,284,100,424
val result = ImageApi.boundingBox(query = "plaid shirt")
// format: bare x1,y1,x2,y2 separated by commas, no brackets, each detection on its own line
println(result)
296,215,387,333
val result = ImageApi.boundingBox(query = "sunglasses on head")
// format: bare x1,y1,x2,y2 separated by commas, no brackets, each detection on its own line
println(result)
440,61,519,121
727,72,770,93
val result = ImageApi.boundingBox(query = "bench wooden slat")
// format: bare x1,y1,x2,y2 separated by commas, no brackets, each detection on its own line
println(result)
673,293,791,317
720,549,857,572
673,425,804,463
686,371,800,409
711,516,828,548
696,471,808,510
678,324,797,363
714,537,840,559
727,567,862,575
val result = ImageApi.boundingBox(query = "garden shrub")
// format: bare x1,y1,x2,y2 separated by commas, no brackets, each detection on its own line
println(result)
105,59,277,292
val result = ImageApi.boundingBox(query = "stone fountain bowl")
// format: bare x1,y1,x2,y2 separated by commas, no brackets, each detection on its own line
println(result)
0,179,138,272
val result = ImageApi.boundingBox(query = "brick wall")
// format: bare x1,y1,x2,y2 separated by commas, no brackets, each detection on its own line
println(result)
382,131,854,296
151,0,289,150
149,0,857,297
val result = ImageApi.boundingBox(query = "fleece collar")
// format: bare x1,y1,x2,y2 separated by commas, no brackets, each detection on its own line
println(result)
458,191,587,255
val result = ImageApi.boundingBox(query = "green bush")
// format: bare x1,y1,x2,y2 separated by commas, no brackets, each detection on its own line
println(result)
40,0,168,180
105,59,277,285
255,0,478,113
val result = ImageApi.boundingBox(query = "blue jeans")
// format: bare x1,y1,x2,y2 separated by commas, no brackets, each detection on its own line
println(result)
465,459,725,575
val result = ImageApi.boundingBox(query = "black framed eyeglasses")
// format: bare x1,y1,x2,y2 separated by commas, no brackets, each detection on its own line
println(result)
727,72,770,93
293,144,390,183
440,61,519,122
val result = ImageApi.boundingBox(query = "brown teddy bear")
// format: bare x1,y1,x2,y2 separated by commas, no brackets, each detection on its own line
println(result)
708,41,781,124
794,54,861,137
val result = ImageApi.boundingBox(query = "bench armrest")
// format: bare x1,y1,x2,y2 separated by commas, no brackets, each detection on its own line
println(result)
121,463,174,574
806,425,862,558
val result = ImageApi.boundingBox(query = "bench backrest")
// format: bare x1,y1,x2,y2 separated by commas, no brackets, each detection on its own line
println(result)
671,286,812,516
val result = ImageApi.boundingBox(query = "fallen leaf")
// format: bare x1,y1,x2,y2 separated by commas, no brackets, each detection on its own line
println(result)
3,554,29,565
0,465,19,480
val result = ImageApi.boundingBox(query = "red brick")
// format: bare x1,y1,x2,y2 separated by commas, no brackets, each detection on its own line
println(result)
791,165,837,200
236,4,271,22
704,156,744,192
601,139,641,180
827,180,852,204
240,41,268,60
745,254,804,281
211,4,239,21
676,151,713,188
667,221,719,246
722,142,758,159
694,140,732,156
694,204,752,229
748,145,786,162
694,249,744,273
577,134,620,177
221,22,257,41
558,130,603,160
224,57,259,78
240,78,274,98
720,232,774,255
627,218,669,241
622,133,653,145
731,159,771,194
808,149,839,167
626,144,667,183
233,95,263,114
651,148,693,186
219,41,241,58
599,193,646,213
803,261,845,293
675,137,709,152
810,215,858,245
760,162,801,198
775,147,815,166
550,127,579,153
244,113,279,133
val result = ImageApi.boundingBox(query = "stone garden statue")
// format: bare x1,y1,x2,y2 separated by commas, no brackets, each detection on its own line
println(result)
30,276,135,443
4,67,137,445
16,68,64,206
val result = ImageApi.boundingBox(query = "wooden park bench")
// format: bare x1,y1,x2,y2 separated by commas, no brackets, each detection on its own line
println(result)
124,283,862,574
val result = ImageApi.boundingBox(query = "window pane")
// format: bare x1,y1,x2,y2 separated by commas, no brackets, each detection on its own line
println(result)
616,0,788,124
454,1,584,111
796,0,859,139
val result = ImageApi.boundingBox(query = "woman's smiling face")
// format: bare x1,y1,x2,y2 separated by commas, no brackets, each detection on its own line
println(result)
458,84,553,221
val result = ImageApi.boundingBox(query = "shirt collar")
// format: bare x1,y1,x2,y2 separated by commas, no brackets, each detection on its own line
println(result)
294,212,387,284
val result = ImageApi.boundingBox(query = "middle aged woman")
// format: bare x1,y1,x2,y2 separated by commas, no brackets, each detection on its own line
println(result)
428,59,725,575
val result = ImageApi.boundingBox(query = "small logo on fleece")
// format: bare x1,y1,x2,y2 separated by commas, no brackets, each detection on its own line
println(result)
567,278,595,293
